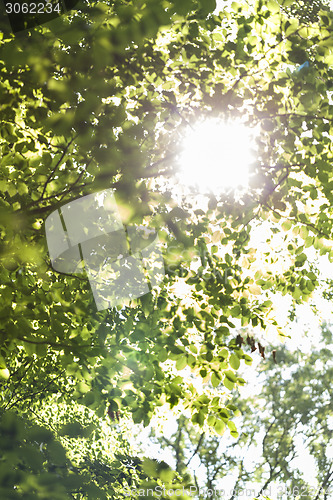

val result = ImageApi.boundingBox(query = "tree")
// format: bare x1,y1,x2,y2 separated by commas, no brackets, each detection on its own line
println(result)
146,323,333,500
1,0,333,497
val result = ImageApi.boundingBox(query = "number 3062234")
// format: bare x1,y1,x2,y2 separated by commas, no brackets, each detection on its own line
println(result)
5,2,61,14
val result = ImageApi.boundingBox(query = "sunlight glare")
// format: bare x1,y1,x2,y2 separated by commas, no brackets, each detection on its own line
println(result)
178,118,255,193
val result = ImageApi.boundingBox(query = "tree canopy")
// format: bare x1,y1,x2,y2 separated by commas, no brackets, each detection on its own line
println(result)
0,0,333,498
146,323,333,499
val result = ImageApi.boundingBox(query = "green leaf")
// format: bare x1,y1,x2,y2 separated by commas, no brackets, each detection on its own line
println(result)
227,420,239,438
282,220,292,231
47,441,67,466
225,370,237,382
214,419,226,435
59,422,86,438
229,353,240,370
211,372,222,388
219,348,229,359
223,377,235,390
176,356,187,370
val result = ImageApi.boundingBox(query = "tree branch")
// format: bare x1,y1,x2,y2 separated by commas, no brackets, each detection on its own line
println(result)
186,432,205,467
39,137,76,202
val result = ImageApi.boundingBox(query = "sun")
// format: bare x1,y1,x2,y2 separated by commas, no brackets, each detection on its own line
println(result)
177,118,256,193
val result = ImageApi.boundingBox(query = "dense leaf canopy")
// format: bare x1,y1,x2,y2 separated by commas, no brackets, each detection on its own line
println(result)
147,324,332,499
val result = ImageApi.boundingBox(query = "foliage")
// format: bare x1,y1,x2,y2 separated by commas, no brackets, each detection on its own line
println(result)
146,324,333,499
0,399,193,498
278,0,331,24
0,410,110,499
1,0,333,496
